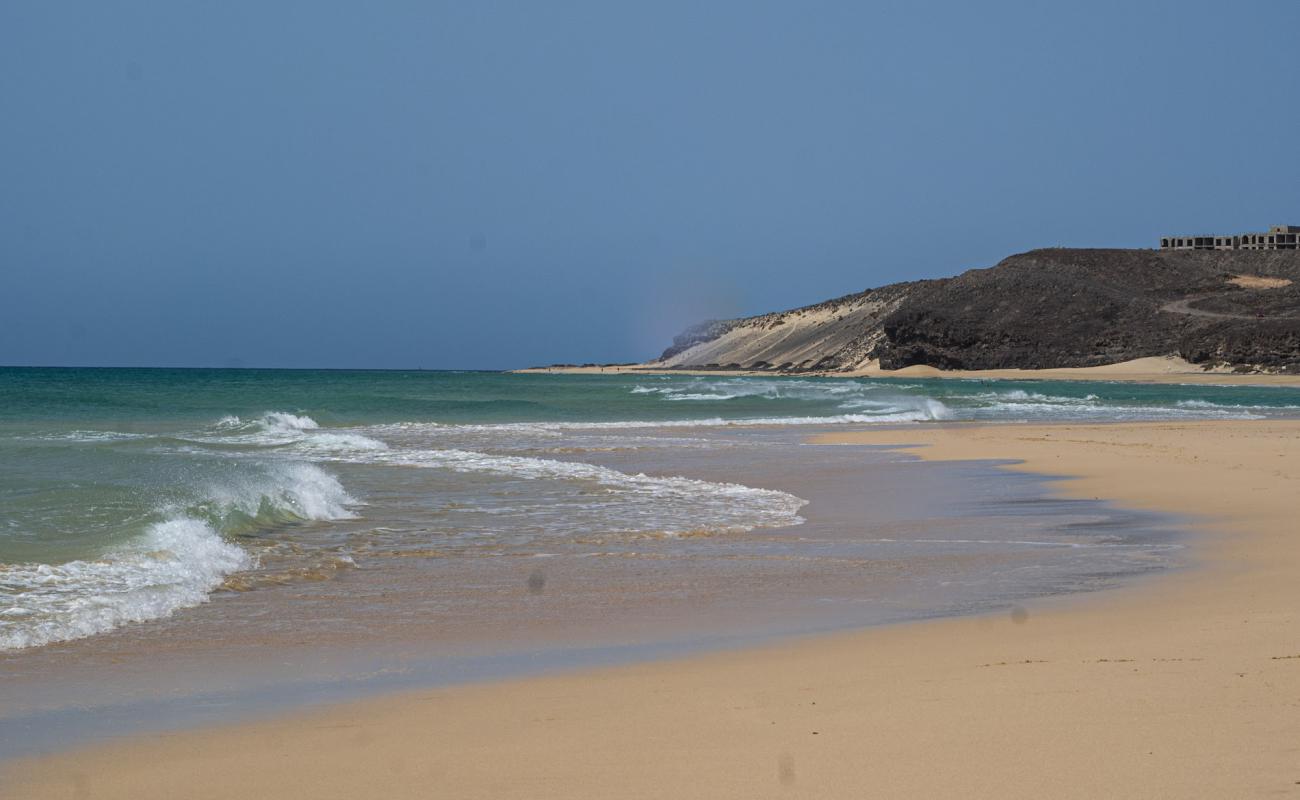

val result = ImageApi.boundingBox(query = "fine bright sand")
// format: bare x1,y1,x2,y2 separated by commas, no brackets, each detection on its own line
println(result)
5,420,1300,798
518,356,1300,386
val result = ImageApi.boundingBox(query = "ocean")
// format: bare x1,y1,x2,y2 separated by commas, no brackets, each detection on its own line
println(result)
3,366,1299,655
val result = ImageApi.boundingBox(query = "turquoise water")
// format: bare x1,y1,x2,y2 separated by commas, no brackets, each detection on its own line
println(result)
6,367,1299,427
2,366,1298,651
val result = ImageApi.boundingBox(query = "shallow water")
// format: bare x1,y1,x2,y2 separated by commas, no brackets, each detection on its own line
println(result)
3,367,1295,645
1,368,1295,755
1,429,1184,759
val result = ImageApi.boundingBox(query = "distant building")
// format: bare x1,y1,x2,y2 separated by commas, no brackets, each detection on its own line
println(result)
1161,225,1300,251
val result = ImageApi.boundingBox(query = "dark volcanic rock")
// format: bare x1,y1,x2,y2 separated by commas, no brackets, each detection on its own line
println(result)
1179,319,1300,372
658,248,1300,373
872,249,1300,370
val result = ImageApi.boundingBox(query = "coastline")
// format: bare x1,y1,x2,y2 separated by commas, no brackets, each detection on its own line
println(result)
516,355,1300,386
6,418,1300,798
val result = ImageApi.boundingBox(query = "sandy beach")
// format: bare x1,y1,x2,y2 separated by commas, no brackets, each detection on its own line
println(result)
518,356,1300,387
6,418,1300,798
8,1,1299,797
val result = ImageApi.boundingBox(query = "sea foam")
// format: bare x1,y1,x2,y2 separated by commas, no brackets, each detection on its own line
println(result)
0,456,359,650
198,413,388,452
0,517,251,650
323,445,808,538
193,462,361,527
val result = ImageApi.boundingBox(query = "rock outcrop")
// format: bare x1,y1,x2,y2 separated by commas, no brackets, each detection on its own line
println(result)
654,249,1300,373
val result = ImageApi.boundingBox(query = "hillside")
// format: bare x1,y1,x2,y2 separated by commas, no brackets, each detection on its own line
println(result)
653,249,1300,373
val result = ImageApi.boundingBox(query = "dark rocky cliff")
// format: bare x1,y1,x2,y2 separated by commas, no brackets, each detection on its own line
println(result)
655,248,1300,373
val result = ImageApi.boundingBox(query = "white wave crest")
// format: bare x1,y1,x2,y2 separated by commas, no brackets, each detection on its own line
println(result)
630,378,878,402
0,518,252,651
289,431,389,454
621,379,956,421
200,412,387,453
261,412,319,431
970,401,1266,420
330,447,807,537
370,403,952,438
32,430,153,443
1171,399,1299,411
664,393,739,401
210,412,319,435
0,455,361,651
963,389,1100,405
196,462,359,523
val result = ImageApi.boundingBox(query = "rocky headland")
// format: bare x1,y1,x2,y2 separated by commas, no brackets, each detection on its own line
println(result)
649,249,1300,374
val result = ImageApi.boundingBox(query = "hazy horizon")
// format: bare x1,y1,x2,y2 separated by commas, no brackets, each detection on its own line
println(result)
4,1,1299,370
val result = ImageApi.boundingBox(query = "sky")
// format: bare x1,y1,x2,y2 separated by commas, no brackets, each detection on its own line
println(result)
2,1,1298,370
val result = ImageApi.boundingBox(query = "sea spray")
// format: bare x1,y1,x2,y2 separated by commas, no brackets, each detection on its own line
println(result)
190,462,361,532
0,451,361,650
0,517,251,650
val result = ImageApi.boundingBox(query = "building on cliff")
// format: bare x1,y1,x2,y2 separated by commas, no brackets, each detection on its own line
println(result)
1161,225,1300,251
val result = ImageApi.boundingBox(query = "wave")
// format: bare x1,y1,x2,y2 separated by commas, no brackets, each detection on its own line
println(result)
966,389,1100,404
199,413,388,453
0,461,358,651
626,380,958,422
664,393,740,401
0,517,251,650
287,430,389,454
624,379,1296,422
1174,399,1300,411
969,401,1266,420
30,430,154,443
215,411,317,432
189,462,360,530
370,403,953,437
631,378,887,402
325,446,807,538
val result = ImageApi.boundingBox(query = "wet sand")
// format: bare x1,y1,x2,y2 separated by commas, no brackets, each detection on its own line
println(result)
6,419,1300,798
0,428,1175,757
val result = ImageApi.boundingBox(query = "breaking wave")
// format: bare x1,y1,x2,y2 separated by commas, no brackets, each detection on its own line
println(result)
370,402,953,438
624,378,1285,422
0,518,250,650
201,413,388,452
327,445,808,540
9,377,1281,653
188,462,360,531
630,378,910,403
0,458,358,651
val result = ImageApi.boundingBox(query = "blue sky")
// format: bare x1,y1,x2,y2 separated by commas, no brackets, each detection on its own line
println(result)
2,1,1298,369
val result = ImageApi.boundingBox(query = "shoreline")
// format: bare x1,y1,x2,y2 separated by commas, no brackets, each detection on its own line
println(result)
515,355,1300,386
0,425,1173,759
6,419,1300,797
